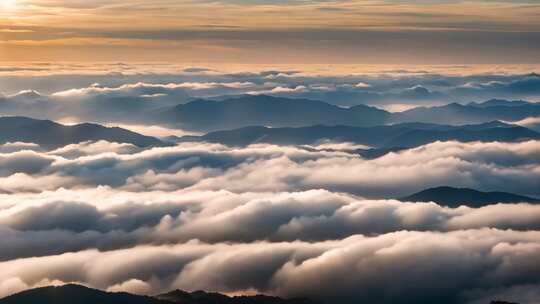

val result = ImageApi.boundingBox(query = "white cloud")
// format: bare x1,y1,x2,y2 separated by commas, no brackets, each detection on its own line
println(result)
0,140,538,197
0,230,538,304
355,82,371,88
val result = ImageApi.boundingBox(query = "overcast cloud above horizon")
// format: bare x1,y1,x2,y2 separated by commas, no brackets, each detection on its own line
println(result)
2,0,540,63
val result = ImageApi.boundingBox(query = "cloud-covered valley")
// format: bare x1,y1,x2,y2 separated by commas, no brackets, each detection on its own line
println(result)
2,187,540,260
0,140,539,197
0,138,539,303
1,230,539,304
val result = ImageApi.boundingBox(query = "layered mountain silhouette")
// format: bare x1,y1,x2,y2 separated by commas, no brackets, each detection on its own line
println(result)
0,285,319,304
155,95,392,131
157,289,318,304
467,99,530,108
3,111,538,155
399,186,540,207
3,93,540,132
393,99,540,125
0,285,169,304
178,121,540,149
154,95,540,131
0,284,520,304
0,116,163,149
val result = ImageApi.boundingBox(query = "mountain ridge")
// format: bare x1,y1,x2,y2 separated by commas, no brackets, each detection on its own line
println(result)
0,284,521,304
176,121,540,150
399,186,540,207
153,95,540,131
0,284,319,304
0,116,164,149
156,95,392,132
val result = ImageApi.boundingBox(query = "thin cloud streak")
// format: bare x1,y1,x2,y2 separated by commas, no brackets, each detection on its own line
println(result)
2,0,540,62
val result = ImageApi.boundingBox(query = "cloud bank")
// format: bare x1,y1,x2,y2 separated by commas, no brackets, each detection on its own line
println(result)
1,140,538,196
1,65,539,114
0,138,539,303
0,230,539,304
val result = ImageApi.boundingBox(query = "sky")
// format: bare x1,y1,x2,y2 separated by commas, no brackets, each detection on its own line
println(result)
1,0,540,63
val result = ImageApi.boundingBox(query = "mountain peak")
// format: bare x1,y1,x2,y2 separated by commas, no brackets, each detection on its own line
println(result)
446,102,465,108
0,284,169,304
399,186,539,207
0,284,320,304
9,90,44,99
0,116,164,149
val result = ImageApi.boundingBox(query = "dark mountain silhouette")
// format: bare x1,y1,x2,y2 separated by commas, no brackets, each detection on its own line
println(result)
0,284,169,304
0,285,319,304
156,95,391,131
4,93,538,132
468,99,529,108
178,121,540,149
0,116,163,149
354,147,408,159
382,123,538,148
399,186,540,207
157,290,230,304
157,289,318,304
394,100,540,125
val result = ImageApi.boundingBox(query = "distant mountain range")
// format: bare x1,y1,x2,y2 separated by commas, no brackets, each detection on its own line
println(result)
157,289,317,304
467,99,530,108
156,95,391,131
0,284,520,304
0,116,163,149
3,93,540,132
399,186,540,207
178,121,540,149
0,284,319,304
393,100,540,125
2,115,539,154
0,285,167,304
154,96,540,131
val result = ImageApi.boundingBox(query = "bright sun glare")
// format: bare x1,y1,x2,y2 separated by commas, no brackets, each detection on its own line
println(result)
1,0,17,9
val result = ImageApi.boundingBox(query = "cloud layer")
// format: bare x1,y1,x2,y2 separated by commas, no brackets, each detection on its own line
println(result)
1,140,538,196
2,187,540,261
1,230,539,304
1,65,539,113
0,138,539,302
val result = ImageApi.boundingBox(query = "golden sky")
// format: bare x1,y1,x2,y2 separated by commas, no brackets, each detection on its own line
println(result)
1,0,540,63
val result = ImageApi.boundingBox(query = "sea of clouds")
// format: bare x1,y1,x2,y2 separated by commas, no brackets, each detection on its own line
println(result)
1,64,540,116
0,139,539,303
1,64,540,303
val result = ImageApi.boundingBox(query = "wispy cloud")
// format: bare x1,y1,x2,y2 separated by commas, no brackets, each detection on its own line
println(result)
2,0,539,62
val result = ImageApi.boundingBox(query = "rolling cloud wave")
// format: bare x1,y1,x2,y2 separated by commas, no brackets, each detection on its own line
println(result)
0,139,539,302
